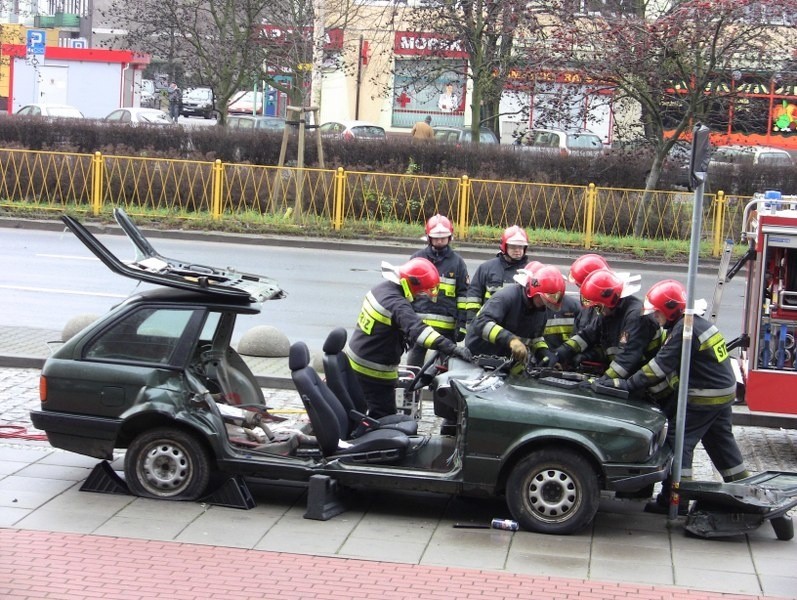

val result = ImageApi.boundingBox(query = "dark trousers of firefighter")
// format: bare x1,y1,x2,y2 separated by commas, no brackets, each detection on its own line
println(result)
658,395,748,497
354,374,399,419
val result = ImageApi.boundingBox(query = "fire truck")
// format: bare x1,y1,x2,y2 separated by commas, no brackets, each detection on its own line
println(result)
724,190,797,415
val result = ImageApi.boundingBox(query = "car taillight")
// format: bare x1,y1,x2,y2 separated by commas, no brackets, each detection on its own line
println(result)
343,130,353,141
39,375,47,402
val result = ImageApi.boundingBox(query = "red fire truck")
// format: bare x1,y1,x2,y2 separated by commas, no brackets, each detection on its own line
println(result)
731,191,797,415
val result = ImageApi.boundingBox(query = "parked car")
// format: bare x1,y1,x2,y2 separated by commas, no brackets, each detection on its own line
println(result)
30,209,672,536
226,114,286,132
181,87,216,119
709,145,794,169
15,103,84,118
227,91,266,115
319,120,386,141
434,126,499,145
104,107,172,125
516,128,604,156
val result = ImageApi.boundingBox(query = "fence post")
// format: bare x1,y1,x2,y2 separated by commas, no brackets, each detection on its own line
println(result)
584,183,597,249
91,151,104,216
333,167,345,231
457,175,471,240
711,190,726,257
211,159,223,220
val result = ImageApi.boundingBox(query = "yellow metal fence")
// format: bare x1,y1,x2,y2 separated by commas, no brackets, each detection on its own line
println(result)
0,148,749,256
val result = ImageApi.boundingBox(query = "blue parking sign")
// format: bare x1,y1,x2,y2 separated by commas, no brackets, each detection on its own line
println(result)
26,29,46,55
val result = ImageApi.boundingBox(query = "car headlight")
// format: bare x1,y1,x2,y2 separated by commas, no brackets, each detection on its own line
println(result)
649,420,668,456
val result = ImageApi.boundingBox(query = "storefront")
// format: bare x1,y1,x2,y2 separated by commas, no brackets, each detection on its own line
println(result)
390,31,468,130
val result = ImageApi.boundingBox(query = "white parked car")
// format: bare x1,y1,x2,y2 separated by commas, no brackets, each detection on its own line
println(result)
15,104,84,118
104,108,173,125
709,145,794,168
515,128,604,156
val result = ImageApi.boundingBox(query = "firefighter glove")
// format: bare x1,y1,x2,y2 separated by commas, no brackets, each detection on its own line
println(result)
538,350,561,369
509,338,528,363
555,344,575,365
451,346,473,362
595,375,629,391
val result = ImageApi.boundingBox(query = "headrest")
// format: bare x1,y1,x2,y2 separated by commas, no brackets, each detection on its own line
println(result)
288,341,311,371
323,327,348,355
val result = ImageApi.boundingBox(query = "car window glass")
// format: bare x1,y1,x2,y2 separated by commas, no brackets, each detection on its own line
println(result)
84,307,197,364
568,134,601,149
759,152,791,166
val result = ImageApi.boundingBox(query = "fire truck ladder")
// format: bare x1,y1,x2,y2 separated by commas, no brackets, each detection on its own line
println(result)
708,239,736,324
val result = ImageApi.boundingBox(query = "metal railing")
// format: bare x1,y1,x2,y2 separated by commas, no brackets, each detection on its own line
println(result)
0,148,749,256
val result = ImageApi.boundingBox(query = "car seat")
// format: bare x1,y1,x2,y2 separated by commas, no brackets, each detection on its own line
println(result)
289,341,409,463
321,327,418,436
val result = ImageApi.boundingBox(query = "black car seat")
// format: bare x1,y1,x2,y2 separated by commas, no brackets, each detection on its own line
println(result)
321,327,418,436
289,341,409,463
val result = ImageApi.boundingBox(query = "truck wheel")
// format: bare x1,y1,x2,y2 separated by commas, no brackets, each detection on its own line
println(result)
125,427,211,500
506,448,599,535
770,515,794,541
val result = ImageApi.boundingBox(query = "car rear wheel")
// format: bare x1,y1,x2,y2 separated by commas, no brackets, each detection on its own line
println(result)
506,448,599,535
124,427,211,500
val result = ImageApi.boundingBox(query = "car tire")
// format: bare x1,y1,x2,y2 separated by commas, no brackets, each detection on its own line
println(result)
506,448,599,535
124,427,211,500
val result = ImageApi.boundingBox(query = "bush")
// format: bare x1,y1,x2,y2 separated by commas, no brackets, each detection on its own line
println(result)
0,116,792,195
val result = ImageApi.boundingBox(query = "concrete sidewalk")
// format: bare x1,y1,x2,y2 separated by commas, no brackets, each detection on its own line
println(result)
1,324,796,600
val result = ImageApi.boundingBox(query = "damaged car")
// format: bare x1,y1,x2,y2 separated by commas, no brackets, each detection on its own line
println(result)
31,209,674,535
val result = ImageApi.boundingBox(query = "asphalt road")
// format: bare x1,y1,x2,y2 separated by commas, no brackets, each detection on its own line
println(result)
0,225,747,349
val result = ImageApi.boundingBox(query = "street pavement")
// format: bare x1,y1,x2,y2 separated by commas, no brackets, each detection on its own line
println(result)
1,218,796,599
1,324,797,599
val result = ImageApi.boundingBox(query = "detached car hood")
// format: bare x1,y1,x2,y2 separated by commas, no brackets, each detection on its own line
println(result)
62,208,284,303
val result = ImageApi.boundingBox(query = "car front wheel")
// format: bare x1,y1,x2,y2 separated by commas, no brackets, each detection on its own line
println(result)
506,448,599,535
124,427,211,500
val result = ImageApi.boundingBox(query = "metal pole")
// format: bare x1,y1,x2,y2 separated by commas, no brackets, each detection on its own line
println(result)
668,123,710,522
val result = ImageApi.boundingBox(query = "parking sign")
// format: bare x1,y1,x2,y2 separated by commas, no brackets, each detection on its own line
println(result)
26,29,46,56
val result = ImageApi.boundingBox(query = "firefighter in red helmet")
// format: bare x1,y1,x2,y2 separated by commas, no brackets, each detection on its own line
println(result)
346,257,472,418
465,264,564,367
405,215,470,370
464,225,530,325
596,279,749,513
554,268,663,379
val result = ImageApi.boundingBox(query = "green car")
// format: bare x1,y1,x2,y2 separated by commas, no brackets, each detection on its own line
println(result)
31,209,671,535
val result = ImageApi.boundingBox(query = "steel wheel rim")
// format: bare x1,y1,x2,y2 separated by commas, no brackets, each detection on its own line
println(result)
138,440,192,496
527,467,579,522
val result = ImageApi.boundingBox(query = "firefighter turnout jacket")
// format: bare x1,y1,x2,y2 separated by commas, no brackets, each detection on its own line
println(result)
627,314,737,406
410,245,469,336
347,280,456,382
559,295,663,378
543,293,580,349
464,253,529,323
465,284,549,360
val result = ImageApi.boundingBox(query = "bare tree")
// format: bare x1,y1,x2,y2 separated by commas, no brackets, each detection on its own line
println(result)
402,0,547,141
535,0,797,216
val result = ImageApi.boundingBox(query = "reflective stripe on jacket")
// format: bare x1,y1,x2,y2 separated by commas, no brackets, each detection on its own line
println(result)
628,315,737,406
464,253,529,321
347,280,453,382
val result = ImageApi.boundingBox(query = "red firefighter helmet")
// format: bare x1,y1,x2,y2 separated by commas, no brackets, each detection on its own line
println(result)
522,260,544,275
425,214,454,240
397,257,440,301
525,265,566,310
580,268,623,310
643,279,686,322
499,225,529,254
568,254,609,287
